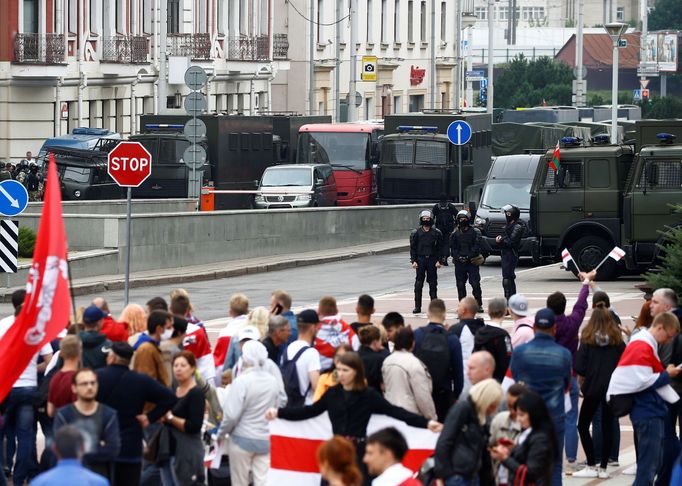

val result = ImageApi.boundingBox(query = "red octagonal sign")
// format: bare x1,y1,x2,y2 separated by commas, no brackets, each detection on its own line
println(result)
108,141,153,187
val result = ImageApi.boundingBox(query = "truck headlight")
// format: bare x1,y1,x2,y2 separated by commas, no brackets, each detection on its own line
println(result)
474,217,486,226
297,194,311,201
254,195,265,202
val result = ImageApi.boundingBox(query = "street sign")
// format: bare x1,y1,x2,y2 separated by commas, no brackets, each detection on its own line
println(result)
108,141,153,187
184,92,207,116
184,118,207,139
480,78,488,89
633,89,642,101
465,70,485,82
0,180,28,217
618,39,627,48
640,79,650,89
361,56,377,81
183,145,207,170
642,88,650,98
184,66,208,90
0,220,18,273
447,120,473,146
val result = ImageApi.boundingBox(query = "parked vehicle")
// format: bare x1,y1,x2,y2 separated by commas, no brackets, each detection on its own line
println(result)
39,128,121,158
253,164,337,209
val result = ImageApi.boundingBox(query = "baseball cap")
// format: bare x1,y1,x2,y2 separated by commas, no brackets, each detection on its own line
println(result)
239,325,261,342
108,341,134,361
297,309,319,325
82,305,106,325
534,308,556,329
508,294,529,317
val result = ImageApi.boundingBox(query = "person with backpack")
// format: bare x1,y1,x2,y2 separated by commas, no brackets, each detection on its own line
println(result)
474,297,513,383
282,310,322,406
495,204,524,300
449,296,486,397
450,210,489,312
509,294,535,348
414,299,463,422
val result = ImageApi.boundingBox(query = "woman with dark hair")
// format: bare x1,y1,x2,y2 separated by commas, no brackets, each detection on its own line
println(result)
317,436,363,486
572,305,625,479
266,352,441,483
490,391,556,486
358,325,387,391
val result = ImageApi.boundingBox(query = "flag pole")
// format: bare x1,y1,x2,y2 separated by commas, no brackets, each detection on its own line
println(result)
593,253,612,272
66,256,77,323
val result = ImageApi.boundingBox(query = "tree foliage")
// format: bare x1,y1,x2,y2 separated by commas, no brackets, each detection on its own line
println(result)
494,55,574,109
638,96,682,118
648,0,682,31
646,205,682,296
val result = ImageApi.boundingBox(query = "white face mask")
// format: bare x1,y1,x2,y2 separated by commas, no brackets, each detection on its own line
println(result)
161,328,173,341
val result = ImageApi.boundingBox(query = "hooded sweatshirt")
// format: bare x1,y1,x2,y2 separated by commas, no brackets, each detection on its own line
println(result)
473,322,513,382
79,331,112,370
574,333,625,398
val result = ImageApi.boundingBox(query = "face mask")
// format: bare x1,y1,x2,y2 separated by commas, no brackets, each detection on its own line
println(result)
161,328,173,341
505,212,513,223
422,219,433,227
458,219,468,228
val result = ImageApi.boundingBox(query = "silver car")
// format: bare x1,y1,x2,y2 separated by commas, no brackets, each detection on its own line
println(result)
253,164,337,209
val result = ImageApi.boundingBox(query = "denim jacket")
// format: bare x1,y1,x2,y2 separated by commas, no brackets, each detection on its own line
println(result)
510,333,572,420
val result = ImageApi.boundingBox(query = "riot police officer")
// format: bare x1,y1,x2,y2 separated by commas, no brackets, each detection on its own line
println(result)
410,210,444,313
432,193,457,265
450,210,489,311
496,204,524,299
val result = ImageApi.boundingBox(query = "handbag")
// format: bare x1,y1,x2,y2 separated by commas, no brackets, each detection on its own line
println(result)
513,464,535,486
608,394,634,418
471,254,485,266
143,424,171,464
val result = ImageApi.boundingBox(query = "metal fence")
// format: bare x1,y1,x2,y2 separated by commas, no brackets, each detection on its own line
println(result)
227,35,269,61
167,33,212,59
273,34,289,60
14,33,65,63
101,36,148,63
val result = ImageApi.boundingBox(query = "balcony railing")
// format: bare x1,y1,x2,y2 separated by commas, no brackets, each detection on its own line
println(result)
102,36,149,63
227,35,269,61
273,34,289,60
14,33,65,64
167,33,211,60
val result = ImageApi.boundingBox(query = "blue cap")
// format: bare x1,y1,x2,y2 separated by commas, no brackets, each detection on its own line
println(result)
82,305,106,325
534,308,556,329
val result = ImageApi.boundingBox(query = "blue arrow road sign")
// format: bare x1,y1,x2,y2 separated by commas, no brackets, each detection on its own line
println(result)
447,120,473,146
0,180,29,217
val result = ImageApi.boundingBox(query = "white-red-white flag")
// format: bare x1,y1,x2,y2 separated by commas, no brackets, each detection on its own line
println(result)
267,413,438,486
561,248,573,267
0,153,71,401
608,246,626,262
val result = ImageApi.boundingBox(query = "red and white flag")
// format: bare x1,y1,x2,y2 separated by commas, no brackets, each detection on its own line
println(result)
267,413,438,486
607,246,626,262
561,248,573,267
183,323,215,383
0,153,71,402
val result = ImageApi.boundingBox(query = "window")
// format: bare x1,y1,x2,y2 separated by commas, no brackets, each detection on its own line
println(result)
381,0,387,43
393,95,402,113
198,0,208,33
143,0,153,33
23,0,39,33
317,0,323,43
543,162,583,188
474,6,486,20
420,1,426,42
103,0,114,37
407,0,414,42
638,160,682,189
383,140,413,164
68,0,77,33
367,0,374,43
394,0,400,42
616,7,624,21
339,0,346,42
415,141,447,165
588,159,611,188
521,6,544,20
440,2,446,42
89,0,98,34
409,94,424,111
168,0,180,33
217,0,224,33
365,97,373,120
116,0,125,33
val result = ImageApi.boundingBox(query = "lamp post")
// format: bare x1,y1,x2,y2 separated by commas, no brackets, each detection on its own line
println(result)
604,22,627,144
461,13,477,108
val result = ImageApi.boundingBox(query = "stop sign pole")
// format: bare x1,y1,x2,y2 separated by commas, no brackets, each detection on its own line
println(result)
107,142,153,305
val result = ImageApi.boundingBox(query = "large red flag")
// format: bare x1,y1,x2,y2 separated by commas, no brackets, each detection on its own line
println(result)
0,153,70,402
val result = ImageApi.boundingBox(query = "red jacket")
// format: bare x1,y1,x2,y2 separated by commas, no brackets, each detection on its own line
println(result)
101,315,129,342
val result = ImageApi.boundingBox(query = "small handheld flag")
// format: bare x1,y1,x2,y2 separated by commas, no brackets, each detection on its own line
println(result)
594,246,627,272
550,141,561,172
561,248,581,274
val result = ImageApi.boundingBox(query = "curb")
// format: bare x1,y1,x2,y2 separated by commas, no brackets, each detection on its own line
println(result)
0,243,408,302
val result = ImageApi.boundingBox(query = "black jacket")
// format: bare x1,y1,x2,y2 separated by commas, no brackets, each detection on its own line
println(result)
434,397,487,479
410,226,444,262
450,226,489,261
278,384,429,437
96,364,177,461
502,429,555,486
474,325,513,382
80,331,112,370
432,203,458,234
574,341,625,399
359,346,387,391
498,221,524,252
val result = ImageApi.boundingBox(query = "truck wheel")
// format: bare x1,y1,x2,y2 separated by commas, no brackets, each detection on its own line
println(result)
571,235,617,280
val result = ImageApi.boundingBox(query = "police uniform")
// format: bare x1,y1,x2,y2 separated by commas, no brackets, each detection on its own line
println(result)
410,210,444,313
432,197,457,265
498,204,524,299
450,211,489,309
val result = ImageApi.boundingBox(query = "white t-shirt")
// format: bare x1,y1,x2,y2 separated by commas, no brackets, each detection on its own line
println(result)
0,315,53,388
285,340,321,405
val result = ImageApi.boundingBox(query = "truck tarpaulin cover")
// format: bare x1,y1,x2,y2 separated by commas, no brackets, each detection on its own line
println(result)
492,123,592,156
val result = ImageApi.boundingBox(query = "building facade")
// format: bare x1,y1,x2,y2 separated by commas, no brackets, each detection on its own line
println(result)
0,0,289,161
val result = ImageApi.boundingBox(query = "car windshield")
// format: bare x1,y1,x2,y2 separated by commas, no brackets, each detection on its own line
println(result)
261,168,312,187
297,132,371,170
480,180,532,209
61,166,91,183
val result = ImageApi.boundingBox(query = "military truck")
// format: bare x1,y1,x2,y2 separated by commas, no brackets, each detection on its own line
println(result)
376,112,493,204
526,120,682,279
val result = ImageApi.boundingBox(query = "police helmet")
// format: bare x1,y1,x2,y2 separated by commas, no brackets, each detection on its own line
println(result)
456,210,469,224
502,204,521,220
419,210,433,224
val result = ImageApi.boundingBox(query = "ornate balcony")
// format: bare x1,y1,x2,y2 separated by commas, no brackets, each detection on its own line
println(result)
14,33,65,64
101,36,149,63
273,34,289,60
167,33,211,60
227,35,270,61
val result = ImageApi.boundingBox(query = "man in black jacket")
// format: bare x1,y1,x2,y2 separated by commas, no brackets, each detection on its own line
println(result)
432,194,458,265
496,204,524,300
474,297,513,382
410,210,444,314
96,342,176,486
451,210,489,312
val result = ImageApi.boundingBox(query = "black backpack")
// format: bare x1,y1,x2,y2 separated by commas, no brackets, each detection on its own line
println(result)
281,346,312,407
415,327,451,390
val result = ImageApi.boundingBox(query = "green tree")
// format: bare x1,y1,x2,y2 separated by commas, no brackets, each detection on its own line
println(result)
638,96,682,118
495,55,574,109
648,0,682,30
646,205,682,296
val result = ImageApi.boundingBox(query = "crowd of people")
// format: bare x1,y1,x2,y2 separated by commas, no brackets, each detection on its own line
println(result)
1,273,682,486
0,151,43,201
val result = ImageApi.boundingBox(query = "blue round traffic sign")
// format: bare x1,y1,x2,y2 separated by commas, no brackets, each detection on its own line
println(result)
447,120,473,146
0,180,29,217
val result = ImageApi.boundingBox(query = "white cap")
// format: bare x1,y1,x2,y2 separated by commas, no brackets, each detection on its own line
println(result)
238,325,261,342
508,294,529,316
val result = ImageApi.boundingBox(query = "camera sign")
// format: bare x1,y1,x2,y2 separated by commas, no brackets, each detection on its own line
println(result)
361,56,378,81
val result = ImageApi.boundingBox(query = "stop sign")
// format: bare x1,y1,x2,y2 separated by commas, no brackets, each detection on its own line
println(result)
108,141,153,187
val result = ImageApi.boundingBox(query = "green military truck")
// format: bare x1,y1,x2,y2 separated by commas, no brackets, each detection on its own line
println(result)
527,120,682,279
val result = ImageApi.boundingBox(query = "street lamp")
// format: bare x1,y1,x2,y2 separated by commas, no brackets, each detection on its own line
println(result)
461,12,477,108
604,22,627,144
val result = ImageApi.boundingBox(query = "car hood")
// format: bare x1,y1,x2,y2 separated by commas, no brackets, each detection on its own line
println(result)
258,185,312,194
